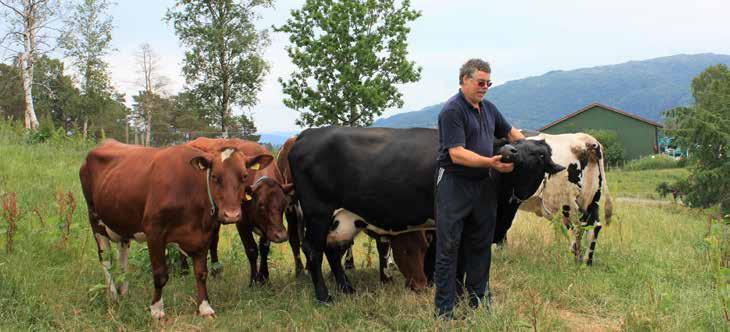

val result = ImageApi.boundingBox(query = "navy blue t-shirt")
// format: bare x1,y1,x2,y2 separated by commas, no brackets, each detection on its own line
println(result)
437,90,512,179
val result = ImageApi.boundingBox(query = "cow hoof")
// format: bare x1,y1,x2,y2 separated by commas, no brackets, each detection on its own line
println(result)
118,283,129,297
315,295,333,305
150,299,165,319
198,300,216,317
340,284,356,294
210,262,224,277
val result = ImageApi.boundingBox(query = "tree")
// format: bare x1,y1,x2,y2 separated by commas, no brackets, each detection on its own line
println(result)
133,43,168,146
585,129,625,167
275,0,422,127
165,0,271,136
664,64,730,213
0,0,63,129
60,0,117,137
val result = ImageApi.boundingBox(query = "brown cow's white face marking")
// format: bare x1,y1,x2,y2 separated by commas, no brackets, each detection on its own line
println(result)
221,148,235,162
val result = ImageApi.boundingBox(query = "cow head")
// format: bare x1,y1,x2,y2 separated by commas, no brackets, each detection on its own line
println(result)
190,147,274,224
498,139,565,200
245,177,291,243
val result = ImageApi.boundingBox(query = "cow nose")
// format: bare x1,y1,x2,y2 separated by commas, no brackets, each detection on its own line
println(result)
509,147,518,154
223,209,241,220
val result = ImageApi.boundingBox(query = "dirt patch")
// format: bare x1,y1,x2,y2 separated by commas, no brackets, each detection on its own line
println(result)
558,310,622,332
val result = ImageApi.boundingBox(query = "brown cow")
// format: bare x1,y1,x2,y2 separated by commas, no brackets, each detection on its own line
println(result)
79,139,272,318
187,137,290,285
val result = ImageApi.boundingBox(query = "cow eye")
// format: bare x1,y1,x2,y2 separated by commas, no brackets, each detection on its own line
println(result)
540,154,545,159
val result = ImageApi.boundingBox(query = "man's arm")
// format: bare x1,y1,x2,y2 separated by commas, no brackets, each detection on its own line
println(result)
448,146,514,173
507,127,525,142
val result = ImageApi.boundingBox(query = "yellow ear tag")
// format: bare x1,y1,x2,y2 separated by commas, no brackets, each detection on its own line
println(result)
245,194,253,201
250,163,260,170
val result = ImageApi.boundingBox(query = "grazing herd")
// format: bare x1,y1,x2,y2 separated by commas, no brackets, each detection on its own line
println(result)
79,127,612,317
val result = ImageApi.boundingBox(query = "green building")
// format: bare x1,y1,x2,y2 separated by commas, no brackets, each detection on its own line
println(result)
538,103,663,160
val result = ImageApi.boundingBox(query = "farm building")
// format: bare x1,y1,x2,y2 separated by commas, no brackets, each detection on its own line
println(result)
538,102,663,160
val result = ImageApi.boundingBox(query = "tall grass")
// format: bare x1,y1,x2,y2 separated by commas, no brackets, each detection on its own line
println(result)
0,135,724,330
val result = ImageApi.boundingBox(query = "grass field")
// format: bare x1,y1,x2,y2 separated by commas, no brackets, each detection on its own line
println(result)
0,140,726,331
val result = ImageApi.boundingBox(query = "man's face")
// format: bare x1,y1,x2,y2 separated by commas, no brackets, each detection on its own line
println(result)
461,70,491,105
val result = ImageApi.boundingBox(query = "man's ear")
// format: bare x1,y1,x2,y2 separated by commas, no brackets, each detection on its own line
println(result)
246,154,274,171
190,155,213,171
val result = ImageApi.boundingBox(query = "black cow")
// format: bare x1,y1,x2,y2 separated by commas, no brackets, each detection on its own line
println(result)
288,127,564,303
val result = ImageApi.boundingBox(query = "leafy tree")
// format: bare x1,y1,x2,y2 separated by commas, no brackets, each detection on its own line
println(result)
585,129,625,166
165,0,271,135
0,0,64,129
60,0,121,137
664,64,730,213
229,112,260,141
275,0,422,127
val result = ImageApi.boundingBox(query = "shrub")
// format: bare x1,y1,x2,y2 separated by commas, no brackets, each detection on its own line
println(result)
624,154,684,171
585,129,625,166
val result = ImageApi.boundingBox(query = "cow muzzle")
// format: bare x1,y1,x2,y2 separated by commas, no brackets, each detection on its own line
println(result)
220,208,242,224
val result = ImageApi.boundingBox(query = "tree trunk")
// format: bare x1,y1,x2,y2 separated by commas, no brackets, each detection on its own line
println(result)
83,118,88,138
19,24,39,130
145,109,152,146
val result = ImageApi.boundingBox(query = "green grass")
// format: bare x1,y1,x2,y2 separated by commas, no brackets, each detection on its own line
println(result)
0,141,725,330
607,168,690,200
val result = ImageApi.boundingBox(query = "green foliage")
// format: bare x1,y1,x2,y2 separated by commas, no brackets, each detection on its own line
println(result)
609,168,690,200
275,0,422,127
585,129,625,166
165,0,271,134
664,64,730,213
624,154,684,171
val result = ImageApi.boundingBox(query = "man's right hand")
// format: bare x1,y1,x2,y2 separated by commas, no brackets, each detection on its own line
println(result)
489,155,514,173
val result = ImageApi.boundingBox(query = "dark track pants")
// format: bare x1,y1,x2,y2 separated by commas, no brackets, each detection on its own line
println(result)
434,170,497,315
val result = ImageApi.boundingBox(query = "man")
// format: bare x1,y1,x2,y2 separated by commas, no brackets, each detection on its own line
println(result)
434,58,524,318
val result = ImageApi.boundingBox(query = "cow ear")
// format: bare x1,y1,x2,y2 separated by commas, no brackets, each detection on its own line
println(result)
246,153,274,171
190,155,212,171
281,183,295,194
545,158,565,175
241,186,254,202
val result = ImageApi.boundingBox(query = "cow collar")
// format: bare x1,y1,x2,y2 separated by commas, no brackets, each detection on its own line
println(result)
206,168,217,216
252,175,269,190
509,176,549,206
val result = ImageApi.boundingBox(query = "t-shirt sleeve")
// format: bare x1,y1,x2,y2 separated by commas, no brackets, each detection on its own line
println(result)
492,104,513,139
438,108,465,149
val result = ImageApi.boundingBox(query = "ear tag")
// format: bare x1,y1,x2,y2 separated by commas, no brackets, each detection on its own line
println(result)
245,194,253,201
250,163,260,170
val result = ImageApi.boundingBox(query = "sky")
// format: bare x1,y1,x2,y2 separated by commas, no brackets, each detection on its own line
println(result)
18,0,730,132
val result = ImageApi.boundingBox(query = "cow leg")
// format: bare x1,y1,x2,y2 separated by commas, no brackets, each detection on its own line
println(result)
178,254,190,275
343,246,355,270
257,239,271,284
236,223,259,286
424,231,436,286
118,240,130,296
209,223,223,277
192,253,215,317
562,207,580,260
303,239,331,303
326,246,355,294
93,233,118,301
376,237,393,284
147,239,168,319
286,207,305,276
585,222,603,266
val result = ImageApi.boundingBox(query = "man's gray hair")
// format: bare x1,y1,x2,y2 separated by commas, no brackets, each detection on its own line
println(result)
459,59,491,84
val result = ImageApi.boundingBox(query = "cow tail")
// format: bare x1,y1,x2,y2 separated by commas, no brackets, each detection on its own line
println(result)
598,143,613,225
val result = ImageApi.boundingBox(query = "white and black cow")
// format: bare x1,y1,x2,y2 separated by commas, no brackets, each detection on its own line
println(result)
494,132,614,266
288,126,564,303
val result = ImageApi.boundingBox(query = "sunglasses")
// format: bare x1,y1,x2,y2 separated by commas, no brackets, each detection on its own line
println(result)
475,79,493,88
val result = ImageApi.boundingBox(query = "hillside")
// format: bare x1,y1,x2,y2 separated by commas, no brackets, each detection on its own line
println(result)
373,53,730,129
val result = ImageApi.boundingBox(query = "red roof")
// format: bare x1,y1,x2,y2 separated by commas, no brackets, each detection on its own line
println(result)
538,102,664,131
